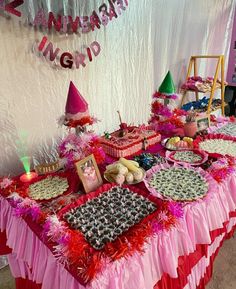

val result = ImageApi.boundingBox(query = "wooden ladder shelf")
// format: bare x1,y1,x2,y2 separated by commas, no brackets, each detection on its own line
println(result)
180,55,226,115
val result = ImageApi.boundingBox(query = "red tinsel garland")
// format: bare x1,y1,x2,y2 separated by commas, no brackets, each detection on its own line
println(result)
65,116,95,128
1,182,183,286
57,184,182,284
161,116,184,128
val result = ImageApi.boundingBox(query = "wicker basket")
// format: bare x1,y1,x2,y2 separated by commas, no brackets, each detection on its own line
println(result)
34,161,61,175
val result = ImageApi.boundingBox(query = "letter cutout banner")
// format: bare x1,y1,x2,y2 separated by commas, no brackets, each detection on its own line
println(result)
2,0,129,69
0,0,24,17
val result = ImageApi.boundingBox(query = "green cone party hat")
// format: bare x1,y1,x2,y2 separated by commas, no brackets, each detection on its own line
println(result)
158,71,176,94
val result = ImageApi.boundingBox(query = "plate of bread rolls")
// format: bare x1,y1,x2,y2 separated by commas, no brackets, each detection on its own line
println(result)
104,157,146,185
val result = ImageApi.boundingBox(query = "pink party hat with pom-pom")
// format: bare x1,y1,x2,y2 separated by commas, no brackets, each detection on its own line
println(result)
65,81,88,115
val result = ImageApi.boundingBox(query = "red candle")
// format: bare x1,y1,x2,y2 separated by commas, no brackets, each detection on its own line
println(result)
20,172,38,183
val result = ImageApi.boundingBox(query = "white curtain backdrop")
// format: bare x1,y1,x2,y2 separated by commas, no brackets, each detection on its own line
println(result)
0,0,235,175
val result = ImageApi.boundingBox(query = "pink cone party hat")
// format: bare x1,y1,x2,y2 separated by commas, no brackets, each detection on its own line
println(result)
64,81,94,128
65,81,89,115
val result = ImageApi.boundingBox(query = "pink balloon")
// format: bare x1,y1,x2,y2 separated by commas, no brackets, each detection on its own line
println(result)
43,42,60,61
74,52,86,69
60,52,73,69
90,41,101,57
4,0,24,17
48,12,62,32
33,8,47,27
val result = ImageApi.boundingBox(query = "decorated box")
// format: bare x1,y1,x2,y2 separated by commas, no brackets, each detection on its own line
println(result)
100,127,161,158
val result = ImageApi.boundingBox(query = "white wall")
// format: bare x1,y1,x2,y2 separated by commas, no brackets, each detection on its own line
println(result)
0,0,235,175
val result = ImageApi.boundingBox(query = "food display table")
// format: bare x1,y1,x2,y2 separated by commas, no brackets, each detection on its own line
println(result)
1,141,236,289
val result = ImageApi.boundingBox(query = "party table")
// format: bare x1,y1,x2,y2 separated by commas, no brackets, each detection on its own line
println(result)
1,147,236,289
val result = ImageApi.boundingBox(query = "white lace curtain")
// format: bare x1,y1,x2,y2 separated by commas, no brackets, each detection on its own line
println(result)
0,0,235,175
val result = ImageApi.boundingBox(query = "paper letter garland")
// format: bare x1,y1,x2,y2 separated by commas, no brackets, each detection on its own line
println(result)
3,0,129,70
37,37,101,70
32,0,128,34
0,0,24,17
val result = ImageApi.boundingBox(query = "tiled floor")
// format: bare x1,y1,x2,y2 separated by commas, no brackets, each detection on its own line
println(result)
0,265,15,289
0,235,235,289
206,235,236,289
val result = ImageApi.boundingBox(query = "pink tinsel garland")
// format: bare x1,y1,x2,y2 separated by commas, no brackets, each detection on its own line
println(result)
58,132,105,168
2,183,183,285
207,156,236,183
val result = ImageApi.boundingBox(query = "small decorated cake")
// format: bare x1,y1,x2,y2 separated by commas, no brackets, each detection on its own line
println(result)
101,128,161,158
100,112,161,158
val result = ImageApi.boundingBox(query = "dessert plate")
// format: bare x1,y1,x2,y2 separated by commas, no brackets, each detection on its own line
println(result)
165,149,208,166
162,138,193,151
104,168,146,185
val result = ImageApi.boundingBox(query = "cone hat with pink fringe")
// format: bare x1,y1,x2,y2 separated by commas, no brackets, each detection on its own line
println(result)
64,81,94,128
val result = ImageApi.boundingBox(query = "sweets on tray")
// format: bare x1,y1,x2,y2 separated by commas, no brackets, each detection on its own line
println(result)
147,167,208,201
165,136,193,150
100,127,161,158
181,76,227,93
63,186,157,250
182,97,223,112
134,153,166,171
194,134,236,157
29,176,69,200
214,123,236,137
165,149,208,166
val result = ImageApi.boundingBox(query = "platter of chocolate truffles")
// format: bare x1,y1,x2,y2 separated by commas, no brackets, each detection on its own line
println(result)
63,186,157,250
148,167,208,202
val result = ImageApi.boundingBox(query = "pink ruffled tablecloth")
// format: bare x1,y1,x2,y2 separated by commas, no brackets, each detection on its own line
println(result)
183,217,236,289
1,172,236,289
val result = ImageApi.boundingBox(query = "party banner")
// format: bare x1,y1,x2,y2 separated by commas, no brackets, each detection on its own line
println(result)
1,0,129,69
